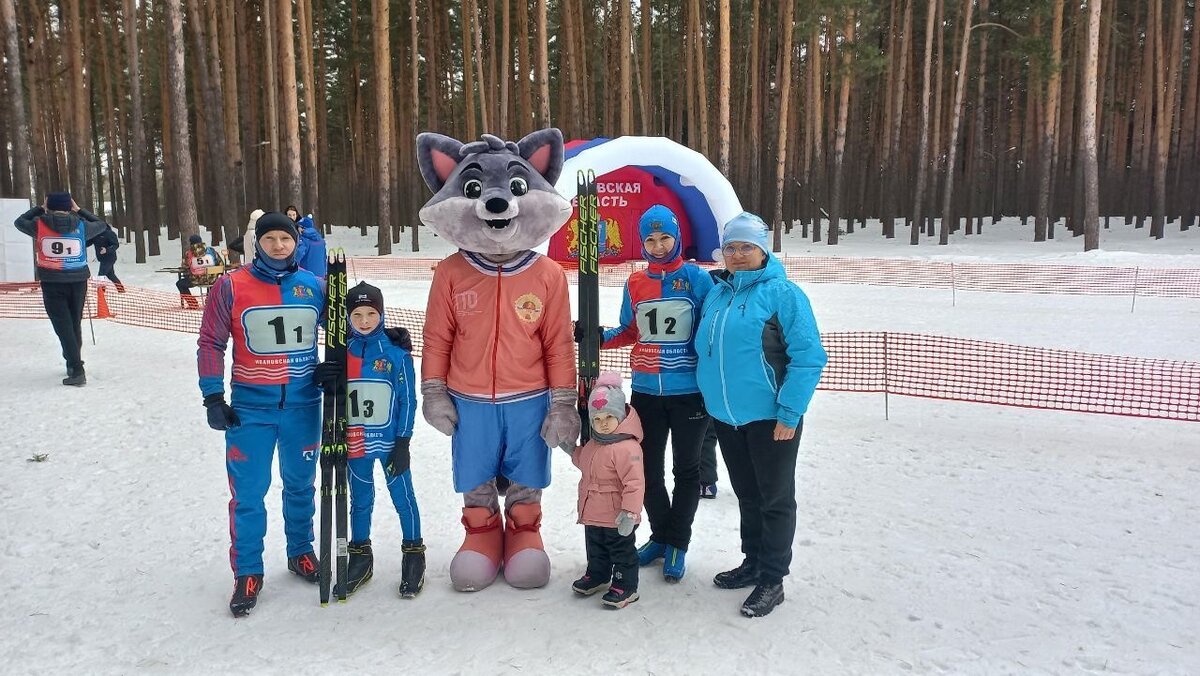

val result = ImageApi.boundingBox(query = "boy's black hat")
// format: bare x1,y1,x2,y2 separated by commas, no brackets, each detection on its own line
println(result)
347,281,384,315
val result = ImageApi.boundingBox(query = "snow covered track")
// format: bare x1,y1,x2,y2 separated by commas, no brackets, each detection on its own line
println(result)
1,318,1196,673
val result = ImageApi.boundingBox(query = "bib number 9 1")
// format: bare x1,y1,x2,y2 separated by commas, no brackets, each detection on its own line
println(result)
242,306,318,355
347,380,393,427
634,298,694,344
41,237,81,259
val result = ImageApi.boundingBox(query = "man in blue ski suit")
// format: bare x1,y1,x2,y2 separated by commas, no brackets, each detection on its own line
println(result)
196,211,325,617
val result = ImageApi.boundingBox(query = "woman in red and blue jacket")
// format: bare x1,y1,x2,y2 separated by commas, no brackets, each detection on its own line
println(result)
600,204,714,582
196,212,325,617
313,282,426,598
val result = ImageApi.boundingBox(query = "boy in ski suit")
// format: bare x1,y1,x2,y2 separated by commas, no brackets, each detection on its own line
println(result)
13,191,113,386
567,372,646,609
313,281,426,598
197,212,325,617
599,204,714,581
416,130,578,592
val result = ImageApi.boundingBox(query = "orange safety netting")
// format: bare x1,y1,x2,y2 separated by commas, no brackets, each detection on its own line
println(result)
3,280,1196,423
345,255,1200,298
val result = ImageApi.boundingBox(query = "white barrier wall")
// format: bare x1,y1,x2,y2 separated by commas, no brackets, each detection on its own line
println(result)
0,199,35,282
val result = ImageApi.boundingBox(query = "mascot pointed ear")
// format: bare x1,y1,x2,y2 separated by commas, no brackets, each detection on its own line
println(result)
416,132,465,193
516,128,565,185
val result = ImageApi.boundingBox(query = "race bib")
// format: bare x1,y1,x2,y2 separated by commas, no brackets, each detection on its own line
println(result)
40,237,82,259
347,380,393,427
190,254,216,273
242,306,319,355
634,298,695,344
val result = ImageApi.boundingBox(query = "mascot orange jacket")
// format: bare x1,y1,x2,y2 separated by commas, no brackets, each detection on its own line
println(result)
421,248,575,402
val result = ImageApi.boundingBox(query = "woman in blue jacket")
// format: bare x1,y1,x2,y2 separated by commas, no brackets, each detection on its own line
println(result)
695,212,827,618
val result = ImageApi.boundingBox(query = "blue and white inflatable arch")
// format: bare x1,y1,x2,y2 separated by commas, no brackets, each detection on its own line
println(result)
538,136,742,262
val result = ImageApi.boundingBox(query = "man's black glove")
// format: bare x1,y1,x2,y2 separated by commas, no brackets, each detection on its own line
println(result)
204,394,241,431
386,437,411,477
384,327,413,352
313,360,342,394
573,321,605,345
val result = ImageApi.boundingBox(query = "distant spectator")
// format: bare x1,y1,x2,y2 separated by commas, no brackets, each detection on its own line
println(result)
13,191,112,386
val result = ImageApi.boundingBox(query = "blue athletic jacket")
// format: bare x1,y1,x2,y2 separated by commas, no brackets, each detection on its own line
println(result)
695,255,827,428
602,258,715,396
197,257,324,409
346,318,417,457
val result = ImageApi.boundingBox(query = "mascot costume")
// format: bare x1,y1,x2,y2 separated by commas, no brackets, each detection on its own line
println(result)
416,129,579,591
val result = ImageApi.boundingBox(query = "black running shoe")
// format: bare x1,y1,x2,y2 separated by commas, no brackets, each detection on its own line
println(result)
229,574,263,617
287,551,320,584
714,560,758,589
740,582,785,617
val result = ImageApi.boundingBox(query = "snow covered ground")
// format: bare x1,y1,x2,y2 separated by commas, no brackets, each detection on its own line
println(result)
2,218,1198,674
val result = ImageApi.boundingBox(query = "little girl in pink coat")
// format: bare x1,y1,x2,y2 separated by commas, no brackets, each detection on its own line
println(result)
568,373,646,609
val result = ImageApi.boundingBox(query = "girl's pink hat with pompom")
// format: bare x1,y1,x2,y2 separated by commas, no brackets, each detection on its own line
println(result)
588,372,627,423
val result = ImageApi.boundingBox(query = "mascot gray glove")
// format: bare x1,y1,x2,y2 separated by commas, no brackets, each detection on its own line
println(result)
541,387,581,450
421,379,458,437
616,510,637,537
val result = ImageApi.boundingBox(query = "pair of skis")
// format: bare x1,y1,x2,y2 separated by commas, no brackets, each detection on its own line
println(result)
318,251,349,605
576,171,601,443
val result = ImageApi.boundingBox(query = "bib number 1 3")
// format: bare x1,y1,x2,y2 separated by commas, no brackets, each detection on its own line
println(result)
347,380,393,427
242,306,318,355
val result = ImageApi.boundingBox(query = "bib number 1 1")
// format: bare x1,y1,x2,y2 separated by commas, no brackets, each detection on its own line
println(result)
242,306,318,355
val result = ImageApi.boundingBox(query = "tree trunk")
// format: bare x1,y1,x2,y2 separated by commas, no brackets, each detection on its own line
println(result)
462,0,477,138
938,0,974,244
515,0,530,132
716,0,730,175
1082,0,1101,250
640,0,652,132
536,0,551,125
119,0,147,262
885,0,912,238
374,0,392,253
619,0,633,135
263,0,281,207
1,0,30,201
770,0,794,252
828,13,855,245
410,0,421,250
1151,0,1184,238
165,0,199,248
691,0,709,157
911,0,938,245
278,0,303,207
63,0,91,204
474,0,490,131
297,0,320,220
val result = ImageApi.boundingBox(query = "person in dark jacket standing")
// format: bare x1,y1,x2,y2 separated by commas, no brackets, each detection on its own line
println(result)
695,212,827,618
93,226,124,292
14,192,112,386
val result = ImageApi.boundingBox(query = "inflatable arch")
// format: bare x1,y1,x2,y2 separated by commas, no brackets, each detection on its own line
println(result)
540,137,743,263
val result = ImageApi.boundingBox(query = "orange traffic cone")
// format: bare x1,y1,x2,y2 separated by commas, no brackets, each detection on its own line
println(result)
94,285,114,319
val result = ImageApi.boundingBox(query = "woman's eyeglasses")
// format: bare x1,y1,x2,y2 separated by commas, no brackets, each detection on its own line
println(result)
721,243,759,256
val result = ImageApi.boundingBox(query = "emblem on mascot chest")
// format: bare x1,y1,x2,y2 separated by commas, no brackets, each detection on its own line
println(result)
514,293,544,323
